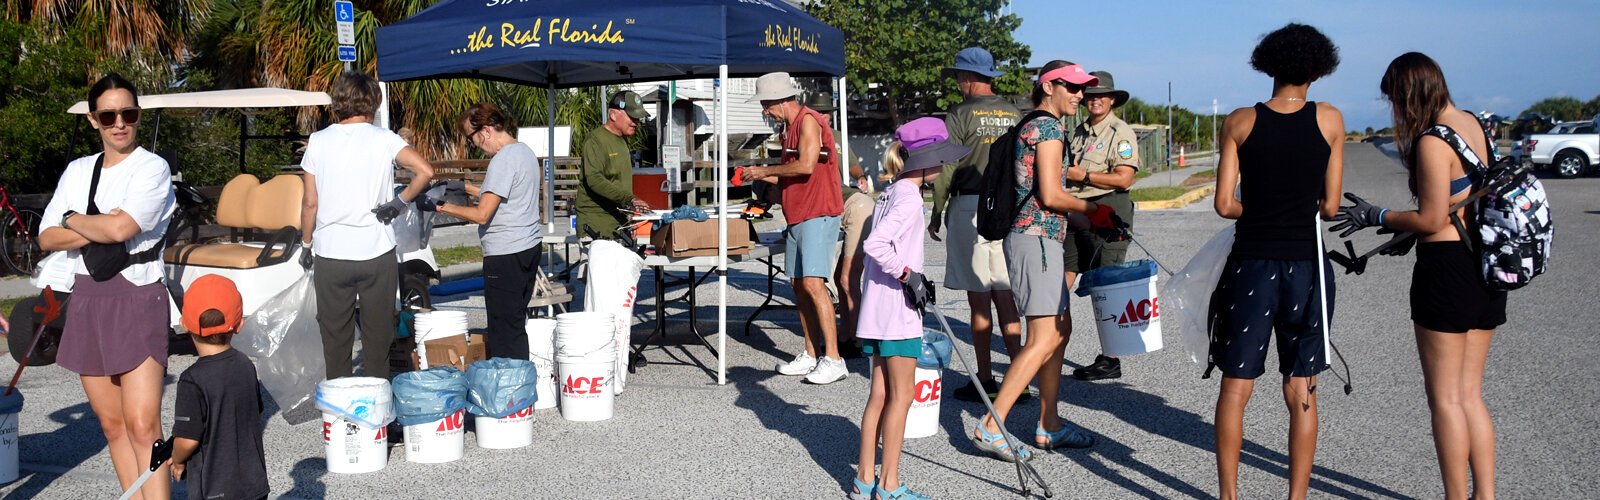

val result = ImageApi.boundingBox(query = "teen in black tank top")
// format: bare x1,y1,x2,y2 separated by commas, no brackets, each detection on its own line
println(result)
1233,102,1332,260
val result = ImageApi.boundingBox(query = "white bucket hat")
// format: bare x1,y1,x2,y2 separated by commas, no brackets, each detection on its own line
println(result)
748,72,802,103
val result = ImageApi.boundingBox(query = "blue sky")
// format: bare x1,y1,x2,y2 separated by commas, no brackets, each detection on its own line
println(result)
1009,0,1600,130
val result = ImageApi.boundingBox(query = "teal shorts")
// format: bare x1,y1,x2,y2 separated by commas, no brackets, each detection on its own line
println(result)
861,338,921,359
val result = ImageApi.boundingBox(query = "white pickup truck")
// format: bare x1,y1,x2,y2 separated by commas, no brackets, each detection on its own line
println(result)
1527,120,1599,178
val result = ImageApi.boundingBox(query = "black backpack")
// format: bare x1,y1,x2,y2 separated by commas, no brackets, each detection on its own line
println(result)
976,110,1056,241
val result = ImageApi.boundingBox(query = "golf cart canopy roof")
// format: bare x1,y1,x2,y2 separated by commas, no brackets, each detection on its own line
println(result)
67,88,331,114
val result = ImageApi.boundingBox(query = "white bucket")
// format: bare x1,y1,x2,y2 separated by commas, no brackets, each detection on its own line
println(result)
403,409,465,464
527,318,559,410
1087,275,1164,357
555,312,615,355
0,411,18,483
322,413,389,474
557,352,616,422
473,405,536,449
904,367,943,439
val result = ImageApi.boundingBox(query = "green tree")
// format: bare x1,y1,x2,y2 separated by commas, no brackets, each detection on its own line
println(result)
1521,96,1587,122
0,19,98,193
805,0,1031,123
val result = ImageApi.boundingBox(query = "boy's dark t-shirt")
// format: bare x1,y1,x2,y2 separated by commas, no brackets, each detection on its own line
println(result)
173,348,269,499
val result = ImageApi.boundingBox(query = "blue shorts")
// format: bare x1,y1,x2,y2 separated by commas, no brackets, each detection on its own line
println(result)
1208,258,1335,379
784,215,841,279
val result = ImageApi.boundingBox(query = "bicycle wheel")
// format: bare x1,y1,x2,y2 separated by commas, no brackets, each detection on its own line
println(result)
2,208,45,275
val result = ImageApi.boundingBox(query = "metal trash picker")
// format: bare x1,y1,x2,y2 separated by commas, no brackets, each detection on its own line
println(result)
116,438,174,500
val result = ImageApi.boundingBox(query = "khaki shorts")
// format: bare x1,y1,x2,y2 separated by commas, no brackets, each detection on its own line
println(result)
1003,233,1067,317
943,195,1011,292
839,192,875,263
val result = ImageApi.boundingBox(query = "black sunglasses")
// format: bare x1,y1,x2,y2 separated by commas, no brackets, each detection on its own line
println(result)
93,107,141,127
1051,80,1087,94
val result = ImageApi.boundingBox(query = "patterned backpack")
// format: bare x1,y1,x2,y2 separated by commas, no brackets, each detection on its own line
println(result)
1425,121,1553,291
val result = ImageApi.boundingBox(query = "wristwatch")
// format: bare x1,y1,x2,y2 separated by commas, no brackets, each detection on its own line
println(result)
61,210,78,229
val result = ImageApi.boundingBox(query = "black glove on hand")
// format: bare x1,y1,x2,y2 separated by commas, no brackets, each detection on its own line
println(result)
901,271,935,312
1329,193,1390,238
299,242,313,270
415,192,443,212
371,197,408,224
1375,227,1417,256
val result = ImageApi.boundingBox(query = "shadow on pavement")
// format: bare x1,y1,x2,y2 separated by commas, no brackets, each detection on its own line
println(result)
282,458,327,499
729,366,858,496
5,402,103,499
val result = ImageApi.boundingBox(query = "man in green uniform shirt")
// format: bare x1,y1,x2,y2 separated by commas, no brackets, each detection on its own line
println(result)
577,90,652,239
929,47,1027,402
1065,71,1141,380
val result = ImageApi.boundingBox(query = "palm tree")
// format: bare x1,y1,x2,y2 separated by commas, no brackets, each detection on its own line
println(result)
188,0,606,161
12,0,211,64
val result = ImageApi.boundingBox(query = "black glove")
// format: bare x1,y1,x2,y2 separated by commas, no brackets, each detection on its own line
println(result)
1375,227,1417,256
299,242,313,270
901,270,935,312
415,192,443,212
371,197,408,224
1329,193,1390,238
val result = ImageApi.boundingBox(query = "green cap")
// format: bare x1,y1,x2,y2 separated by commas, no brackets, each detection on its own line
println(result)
609,90,649,121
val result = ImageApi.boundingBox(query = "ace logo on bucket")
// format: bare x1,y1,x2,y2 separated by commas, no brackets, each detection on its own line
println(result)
1115,298,1159,327
913,378,942,405
563,375,607,397
435,410,465,433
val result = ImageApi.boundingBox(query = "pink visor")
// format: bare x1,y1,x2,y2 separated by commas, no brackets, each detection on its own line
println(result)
1038,65,1098,87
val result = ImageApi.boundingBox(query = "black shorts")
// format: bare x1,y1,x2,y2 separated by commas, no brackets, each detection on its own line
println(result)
1209,258,1334,379
1411,242,1507,333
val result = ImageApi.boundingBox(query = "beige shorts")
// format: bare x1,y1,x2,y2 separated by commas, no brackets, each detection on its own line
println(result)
944,195,1011,292
839,192,876,262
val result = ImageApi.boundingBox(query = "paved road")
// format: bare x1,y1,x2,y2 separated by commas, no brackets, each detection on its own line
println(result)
1,144,1597,499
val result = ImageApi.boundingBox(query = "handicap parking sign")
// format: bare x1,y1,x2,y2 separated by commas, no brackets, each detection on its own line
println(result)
335,1,354,22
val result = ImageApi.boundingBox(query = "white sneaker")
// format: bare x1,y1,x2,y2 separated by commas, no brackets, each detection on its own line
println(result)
776,351,818,376
805,357,848,385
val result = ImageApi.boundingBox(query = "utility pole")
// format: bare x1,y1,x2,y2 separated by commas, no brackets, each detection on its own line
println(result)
1212,98,1218,156
1167,81,1173,185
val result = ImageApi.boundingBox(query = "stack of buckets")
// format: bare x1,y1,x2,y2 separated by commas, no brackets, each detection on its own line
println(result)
414,311,470,368
0,391,23,483
527,318,559,410
467,358,538,449
392,367,468,464
905,329,952,439
554,312,616,422
316,377,394,474
1078,259,1164,357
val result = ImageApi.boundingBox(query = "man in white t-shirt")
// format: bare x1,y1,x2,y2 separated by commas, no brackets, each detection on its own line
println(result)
299,72,435,379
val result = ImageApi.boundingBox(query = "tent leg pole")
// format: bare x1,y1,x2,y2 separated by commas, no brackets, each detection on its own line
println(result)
547,81,558,274
717,64,729,386
839,76,849,186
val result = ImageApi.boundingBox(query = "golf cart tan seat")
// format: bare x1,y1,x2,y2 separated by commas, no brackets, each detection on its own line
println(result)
164,173,302,269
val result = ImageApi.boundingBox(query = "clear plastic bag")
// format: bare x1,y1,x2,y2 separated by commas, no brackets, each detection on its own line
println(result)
465,358,538,418
392,366,468,426
1160,224,1235,364
239,271,326,424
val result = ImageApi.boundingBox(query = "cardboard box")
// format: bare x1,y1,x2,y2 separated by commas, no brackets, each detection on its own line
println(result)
414,333,488,371
650,218,753,257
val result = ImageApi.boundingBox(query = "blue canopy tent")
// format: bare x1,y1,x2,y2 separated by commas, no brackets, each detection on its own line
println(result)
377,0,846,384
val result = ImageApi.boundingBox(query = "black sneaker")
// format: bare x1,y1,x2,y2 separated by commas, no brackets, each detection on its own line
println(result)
954,378,1032,402
1073,355,1122,381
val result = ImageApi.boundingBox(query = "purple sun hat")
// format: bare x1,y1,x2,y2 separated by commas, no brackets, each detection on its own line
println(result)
896,117,972,173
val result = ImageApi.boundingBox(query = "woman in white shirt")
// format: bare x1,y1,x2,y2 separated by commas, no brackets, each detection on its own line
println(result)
38,73,178,499
299,72,434,379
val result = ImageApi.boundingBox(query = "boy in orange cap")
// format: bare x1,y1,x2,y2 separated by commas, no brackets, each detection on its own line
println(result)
170,274,269,499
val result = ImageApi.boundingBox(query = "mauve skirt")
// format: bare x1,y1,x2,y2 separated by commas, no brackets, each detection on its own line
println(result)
58,274,169,376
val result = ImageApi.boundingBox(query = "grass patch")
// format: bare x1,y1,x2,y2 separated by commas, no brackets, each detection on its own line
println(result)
1135,168,1154,179
1128,186,1190,202
1188,169,1216,178
1,295,24,322
433,246,484,268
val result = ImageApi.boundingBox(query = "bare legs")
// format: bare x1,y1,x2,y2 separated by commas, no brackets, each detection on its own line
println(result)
1214,375,1318,500
967,290,1023,380
1416,326,1497,500
82,357,169,500
980,311,1069,435
857,355,918,493
794,276,840,360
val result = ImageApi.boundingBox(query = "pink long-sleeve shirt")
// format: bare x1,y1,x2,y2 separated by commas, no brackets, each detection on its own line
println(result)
856,178,926,340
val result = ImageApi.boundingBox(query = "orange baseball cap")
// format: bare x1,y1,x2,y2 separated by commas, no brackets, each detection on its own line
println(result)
181,274,243,336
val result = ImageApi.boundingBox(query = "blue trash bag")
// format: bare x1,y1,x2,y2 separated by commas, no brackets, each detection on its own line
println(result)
1075,259,1159,297
917,328,954,370
465,358,538,418
0,389,24,415
392,366,468,427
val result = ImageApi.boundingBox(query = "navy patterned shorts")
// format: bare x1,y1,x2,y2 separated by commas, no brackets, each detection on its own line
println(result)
1209,258,1335,380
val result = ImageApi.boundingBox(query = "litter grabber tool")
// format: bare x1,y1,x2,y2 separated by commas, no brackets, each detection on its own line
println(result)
116,437,174,500
6,286,61,396
1325,231,1418,275
1312,214,1355,397
921,281,1052,498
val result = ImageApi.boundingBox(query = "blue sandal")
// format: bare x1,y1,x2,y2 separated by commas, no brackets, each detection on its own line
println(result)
971,421,1034,462
849,477,875,500
1036,422,1095,449
875,484,932,500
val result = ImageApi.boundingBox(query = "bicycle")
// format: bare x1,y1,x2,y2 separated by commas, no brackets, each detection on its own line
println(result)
0,185,47,276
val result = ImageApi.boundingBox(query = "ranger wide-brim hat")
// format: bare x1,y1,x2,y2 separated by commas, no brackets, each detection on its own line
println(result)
1084,71,1129,108
805,92,836,112
749,72,802,103
897,117,972,174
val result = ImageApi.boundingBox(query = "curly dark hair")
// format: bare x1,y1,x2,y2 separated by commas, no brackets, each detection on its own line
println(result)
1249,23,1339,85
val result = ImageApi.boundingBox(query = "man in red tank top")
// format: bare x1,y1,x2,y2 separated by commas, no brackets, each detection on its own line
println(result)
740,72,848,384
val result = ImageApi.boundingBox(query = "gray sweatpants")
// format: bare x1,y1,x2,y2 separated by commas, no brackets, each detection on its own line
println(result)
314,250,398,379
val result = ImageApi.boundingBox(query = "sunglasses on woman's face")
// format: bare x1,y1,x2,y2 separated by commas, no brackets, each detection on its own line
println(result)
93,107,141,127
1052,80,1086,94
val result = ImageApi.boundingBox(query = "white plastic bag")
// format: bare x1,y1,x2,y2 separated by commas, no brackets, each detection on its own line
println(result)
1160,224,1235,364
582,240,644,394
239,270,326,424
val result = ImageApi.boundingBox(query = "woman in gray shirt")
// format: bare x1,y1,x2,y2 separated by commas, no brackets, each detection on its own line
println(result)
437,103,544,359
